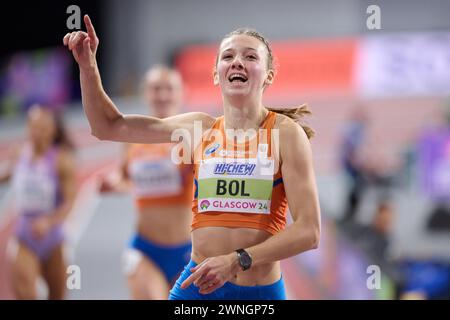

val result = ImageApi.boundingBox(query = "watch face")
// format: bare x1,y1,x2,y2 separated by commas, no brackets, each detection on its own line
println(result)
239,252,252,269
241,254,251,268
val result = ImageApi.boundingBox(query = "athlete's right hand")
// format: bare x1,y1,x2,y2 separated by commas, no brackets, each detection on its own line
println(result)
63,15,99,70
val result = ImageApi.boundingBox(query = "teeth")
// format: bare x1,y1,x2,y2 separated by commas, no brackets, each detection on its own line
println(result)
228,73,247,82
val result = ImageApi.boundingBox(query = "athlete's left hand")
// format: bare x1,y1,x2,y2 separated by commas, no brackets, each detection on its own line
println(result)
180,254,240,294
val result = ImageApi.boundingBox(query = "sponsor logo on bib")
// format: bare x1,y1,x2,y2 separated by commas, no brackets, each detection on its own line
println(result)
213,163,256,176
200,200,210,210
205,143,221,156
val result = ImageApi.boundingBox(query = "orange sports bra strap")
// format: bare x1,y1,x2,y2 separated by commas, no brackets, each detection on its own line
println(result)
264,110,277,129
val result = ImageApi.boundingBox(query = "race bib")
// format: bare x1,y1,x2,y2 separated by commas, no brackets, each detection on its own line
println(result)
129,159,182,197
197,157,274,214
13,165,56,214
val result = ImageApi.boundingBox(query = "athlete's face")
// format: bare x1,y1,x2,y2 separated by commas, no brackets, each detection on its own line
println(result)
27,107,56,150
144,69,183,118
215,35,274,100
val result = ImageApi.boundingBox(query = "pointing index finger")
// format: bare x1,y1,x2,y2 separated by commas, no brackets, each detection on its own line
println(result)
84,15,97,39
181,268,205,289
63,33,70,46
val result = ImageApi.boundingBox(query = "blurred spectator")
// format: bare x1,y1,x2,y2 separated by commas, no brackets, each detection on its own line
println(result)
340,106,400,223
339,106,369,222
423,100,450,232
342,199,406,298
357,201,393,260
362,201,403,285
427,204,450,232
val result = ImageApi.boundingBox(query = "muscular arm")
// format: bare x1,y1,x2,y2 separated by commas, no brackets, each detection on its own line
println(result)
241,117,321,267
80,67,212,143
65,15,214,144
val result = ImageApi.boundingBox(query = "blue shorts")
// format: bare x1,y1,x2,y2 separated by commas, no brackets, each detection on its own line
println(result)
169,259,286,300
129,234,192,283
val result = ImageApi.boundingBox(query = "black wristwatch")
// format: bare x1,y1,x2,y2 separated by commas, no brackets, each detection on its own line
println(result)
235,248,252,271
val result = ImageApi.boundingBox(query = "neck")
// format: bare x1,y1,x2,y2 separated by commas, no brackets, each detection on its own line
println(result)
32,142,51,157
223,96,268,131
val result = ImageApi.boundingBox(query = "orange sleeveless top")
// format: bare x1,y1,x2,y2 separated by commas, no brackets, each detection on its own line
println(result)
127,143,193,210
191,111,288,235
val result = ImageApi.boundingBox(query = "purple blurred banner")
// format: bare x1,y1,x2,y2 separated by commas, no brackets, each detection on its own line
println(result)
420,128,450,199
0,48,72,117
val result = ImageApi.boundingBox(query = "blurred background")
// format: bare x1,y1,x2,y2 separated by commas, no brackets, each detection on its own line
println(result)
1,0,450,299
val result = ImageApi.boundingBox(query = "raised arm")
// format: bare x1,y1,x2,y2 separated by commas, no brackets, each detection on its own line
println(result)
63,15,214,144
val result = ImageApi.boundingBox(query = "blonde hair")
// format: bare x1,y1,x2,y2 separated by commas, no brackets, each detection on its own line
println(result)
267,104,315,139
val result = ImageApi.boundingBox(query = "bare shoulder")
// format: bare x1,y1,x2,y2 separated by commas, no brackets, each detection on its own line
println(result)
273,113,311,166
273,112,295,127
273,113,309,144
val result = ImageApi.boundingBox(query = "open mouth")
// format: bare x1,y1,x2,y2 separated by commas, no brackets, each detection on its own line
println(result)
228,73,248,83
